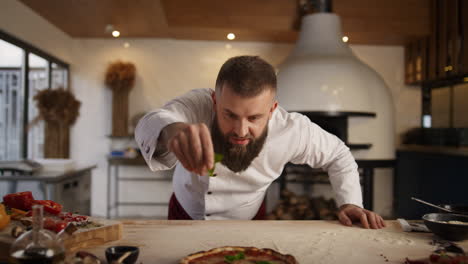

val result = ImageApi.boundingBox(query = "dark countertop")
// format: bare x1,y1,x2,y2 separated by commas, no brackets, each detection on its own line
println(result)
0,165,97,182
398,144,468,157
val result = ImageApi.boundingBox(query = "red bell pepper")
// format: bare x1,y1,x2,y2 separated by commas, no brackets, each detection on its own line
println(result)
2,191,34,211
43,217,67,233
32,200,63,215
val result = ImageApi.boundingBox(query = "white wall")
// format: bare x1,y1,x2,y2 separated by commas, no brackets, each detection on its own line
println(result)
1,0,420,218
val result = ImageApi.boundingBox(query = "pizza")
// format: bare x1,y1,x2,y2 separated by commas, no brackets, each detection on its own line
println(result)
180,246,298,264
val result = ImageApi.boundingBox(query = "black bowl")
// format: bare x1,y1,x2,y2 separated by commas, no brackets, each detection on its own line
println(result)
105,246,139,264
423,213,468,241
438,204,468,215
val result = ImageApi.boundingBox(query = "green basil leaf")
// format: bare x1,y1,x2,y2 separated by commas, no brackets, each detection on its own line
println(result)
224,255,236,263
214,153,224,163
235,252,245,259
224,252,245,263
208,153,224,176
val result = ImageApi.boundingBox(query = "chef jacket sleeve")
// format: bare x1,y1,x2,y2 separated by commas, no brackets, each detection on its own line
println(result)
135,89,213,171
289,114,363,208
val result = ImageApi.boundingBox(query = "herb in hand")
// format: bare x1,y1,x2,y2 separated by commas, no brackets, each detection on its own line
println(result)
208,153,224,177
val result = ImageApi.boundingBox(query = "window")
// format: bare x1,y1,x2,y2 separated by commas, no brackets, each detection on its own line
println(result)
27,53,48,159
0,30,69,160
0,39,24,160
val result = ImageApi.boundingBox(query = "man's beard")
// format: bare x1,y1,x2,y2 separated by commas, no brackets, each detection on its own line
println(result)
211,116,268,173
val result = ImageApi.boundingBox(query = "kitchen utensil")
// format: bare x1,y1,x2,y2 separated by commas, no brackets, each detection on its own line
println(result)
411,197,454,213
423,213,468,241
438,204,468,215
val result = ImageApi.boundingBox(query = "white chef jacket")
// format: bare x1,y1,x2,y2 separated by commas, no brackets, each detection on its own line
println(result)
135,89,363,220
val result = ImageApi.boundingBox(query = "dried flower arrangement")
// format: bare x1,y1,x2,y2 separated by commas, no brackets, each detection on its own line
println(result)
34,88,81,125
104,61,137,136
105,61,136,92
33,88,81,158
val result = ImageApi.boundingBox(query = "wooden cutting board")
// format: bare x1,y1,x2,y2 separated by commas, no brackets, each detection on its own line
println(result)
0,218,122,261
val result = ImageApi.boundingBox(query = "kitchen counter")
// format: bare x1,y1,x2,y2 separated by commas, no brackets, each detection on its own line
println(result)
395,147,468,218
80,220,468,264
398,144,468,157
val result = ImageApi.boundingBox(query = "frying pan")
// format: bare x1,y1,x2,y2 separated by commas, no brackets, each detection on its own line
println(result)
423,213,468,241
438,204,468,215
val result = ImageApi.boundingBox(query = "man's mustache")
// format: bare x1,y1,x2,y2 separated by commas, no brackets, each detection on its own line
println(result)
228,134,254,141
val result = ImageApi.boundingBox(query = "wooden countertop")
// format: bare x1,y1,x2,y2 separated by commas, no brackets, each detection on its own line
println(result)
79,220,468,264
398,144,468,157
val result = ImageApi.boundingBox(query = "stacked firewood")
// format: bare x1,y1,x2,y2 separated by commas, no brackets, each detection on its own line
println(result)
267,189,338,220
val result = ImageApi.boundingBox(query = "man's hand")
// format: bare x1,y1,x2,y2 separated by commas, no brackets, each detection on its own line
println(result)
337,204,386,229
161,122,214,175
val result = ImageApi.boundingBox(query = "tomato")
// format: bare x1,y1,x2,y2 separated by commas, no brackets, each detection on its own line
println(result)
43,218,67,233
43,218,57,231
59,212,88,223
72,215,89,222
59,212,73,220
32,200,62,215
2,191,34,211
54,221,67,233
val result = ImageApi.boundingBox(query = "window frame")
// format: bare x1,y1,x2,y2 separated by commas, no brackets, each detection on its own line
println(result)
0,30,70,159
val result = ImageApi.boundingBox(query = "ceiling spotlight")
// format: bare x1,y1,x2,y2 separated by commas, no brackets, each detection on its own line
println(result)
112,30,120,37
123,42,130,48
227,33,236,40
342,36,349,43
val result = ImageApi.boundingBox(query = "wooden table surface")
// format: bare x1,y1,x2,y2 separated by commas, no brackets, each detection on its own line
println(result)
80,220,468,264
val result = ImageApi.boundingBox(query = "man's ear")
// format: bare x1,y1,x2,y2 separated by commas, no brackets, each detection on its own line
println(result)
269,100,278,120
211,90,217,106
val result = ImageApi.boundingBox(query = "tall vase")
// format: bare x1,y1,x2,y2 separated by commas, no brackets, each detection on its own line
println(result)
44,122,70,158
112,89,130,137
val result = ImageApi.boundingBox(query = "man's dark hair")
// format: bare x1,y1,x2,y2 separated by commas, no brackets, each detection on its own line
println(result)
215,56,277,97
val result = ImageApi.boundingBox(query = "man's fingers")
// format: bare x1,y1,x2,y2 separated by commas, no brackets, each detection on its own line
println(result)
178,132,195,171
367,211,378,229
188,125,203,171
200,124,214,169
170,138,192,171
379,215,386,228
359,212,370,229
338,211,352,226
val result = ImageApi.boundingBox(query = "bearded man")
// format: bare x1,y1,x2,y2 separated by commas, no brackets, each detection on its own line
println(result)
135,55,385,229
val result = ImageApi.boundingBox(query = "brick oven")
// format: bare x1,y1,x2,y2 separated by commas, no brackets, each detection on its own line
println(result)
267,0,396,220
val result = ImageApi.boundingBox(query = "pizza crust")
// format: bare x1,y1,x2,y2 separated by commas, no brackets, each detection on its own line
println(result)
180,246,298,264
